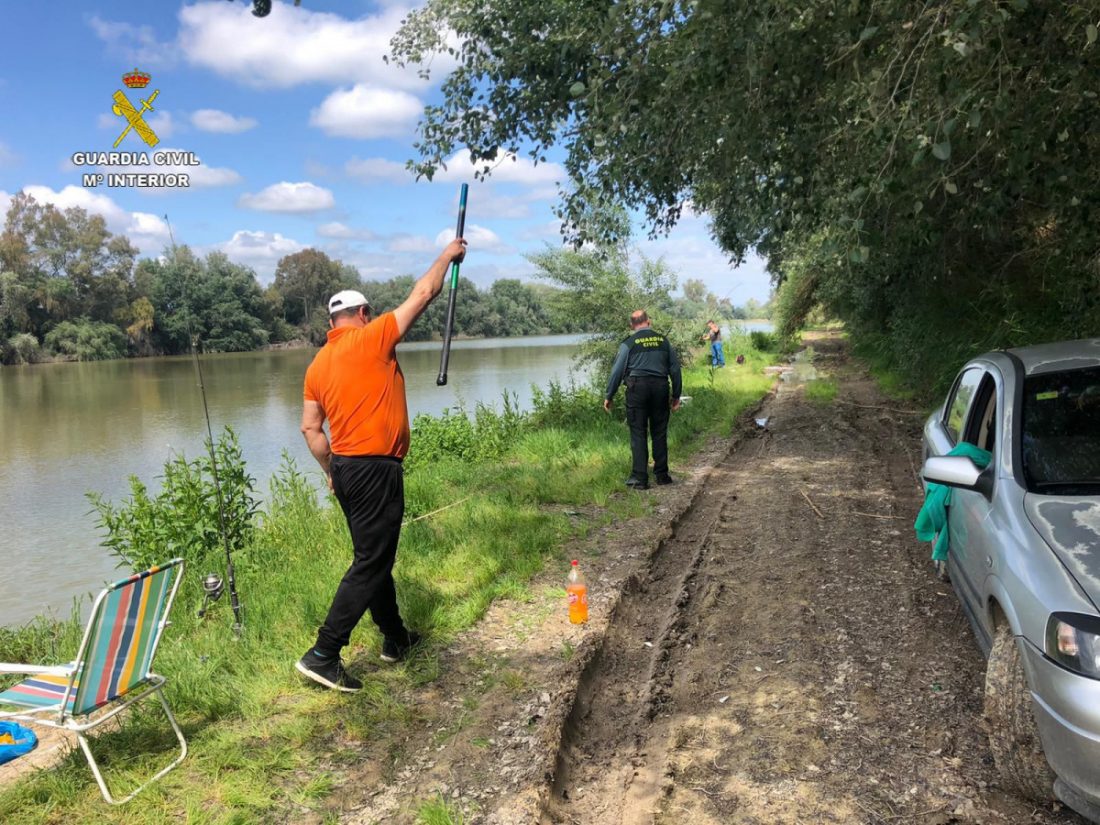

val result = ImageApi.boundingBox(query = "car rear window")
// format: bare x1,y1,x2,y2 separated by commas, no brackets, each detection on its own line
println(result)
1022,366,1100,494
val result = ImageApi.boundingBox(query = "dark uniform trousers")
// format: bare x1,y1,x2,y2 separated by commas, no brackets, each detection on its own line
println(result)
625,375,671,480
315,454,407,656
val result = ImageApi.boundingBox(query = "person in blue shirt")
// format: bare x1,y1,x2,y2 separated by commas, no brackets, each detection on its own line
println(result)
603,310,683,489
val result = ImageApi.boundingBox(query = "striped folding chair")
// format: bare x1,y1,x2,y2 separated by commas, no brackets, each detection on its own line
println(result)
0,559,186,804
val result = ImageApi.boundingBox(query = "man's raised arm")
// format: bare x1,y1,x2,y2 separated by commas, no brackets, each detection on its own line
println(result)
392,238,468,338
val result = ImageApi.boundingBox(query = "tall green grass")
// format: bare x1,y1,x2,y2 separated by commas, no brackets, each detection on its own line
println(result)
0,345,774,824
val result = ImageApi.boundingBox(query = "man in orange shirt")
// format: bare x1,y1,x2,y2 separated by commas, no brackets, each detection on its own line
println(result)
296,237,467,692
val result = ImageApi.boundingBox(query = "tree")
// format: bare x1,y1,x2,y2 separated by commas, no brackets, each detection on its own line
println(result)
272,249,359,325
149,247,269,354
682,279,707,304
393,1,1100,391
528,245,695,373
0,193,138,343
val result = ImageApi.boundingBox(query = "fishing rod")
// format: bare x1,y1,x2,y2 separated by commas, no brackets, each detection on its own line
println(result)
164,215,243,638
436,183,469,386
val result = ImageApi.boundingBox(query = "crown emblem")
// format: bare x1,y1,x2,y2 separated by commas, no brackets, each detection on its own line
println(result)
122,68,151,89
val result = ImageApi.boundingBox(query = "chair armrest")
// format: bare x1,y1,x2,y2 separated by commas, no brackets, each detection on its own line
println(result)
0,663,74,676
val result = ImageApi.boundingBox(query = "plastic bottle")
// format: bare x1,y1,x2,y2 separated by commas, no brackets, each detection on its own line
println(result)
567,560,588,624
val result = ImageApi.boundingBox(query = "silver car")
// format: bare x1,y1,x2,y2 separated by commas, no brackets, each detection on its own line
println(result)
922,340,1100,823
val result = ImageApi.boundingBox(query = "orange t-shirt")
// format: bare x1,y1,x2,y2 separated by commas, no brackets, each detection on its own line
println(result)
303,312,410,458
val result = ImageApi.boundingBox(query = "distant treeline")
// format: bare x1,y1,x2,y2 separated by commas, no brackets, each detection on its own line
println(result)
0,193,762,365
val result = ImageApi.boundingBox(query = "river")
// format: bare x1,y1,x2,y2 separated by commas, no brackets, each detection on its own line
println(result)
0,323,771,627
0,334,593,627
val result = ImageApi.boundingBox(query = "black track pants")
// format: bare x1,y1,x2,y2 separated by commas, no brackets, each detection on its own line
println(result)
625,376,671,480
314,455,407,656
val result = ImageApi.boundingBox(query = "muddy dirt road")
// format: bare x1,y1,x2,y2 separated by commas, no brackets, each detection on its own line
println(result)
343,335,1084,825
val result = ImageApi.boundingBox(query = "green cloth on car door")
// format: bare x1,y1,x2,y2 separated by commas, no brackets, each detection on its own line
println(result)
914,441,993,562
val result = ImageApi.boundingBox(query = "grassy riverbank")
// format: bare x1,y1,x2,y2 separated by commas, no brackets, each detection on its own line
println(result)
0,341,774,824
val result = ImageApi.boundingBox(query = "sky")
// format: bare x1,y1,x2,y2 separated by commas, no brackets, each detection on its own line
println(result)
0,0,772,302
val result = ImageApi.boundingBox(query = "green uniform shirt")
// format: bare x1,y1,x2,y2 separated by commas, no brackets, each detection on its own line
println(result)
605,327,682,400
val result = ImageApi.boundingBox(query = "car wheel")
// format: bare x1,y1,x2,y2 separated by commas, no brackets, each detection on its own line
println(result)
983,622,1056,802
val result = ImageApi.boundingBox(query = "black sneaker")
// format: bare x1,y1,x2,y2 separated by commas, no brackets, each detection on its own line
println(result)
295,650,362,693
625,476,649,490
380,631,422,663
655,473,674,485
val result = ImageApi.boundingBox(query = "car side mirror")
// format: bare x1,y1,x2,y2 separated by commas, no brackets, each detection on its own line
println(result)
922,455,994,500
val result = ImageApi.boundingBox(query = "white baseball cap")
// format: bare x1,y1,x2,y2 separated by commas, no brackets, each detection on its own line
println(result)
327,289,372,316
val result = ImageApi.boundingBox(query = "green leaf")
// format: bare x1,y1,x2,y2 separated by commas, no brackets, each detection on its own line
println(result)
968,110,982,129
1087,24,1098,45
569,81,586,97
932,141,952,161
1008,0,1028,10
859,26,879,41
944,180,958,195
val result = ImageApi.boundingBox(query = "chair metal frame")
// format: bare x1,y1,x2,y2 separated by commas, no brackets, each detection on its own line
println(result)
0,559,187,804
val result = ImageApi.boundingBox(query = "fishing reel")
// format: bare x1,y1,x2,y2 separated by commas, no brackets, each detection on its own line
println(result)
227,0,302,17
196,573,225,618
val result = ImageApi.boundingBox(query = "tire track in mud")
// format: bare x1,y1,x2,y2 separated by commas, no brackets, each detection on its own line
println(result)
540,336,1084,825
543,449,741,825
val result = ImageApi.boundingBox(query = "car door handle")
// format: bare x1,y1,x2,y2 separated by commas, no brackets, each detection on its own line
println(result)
986,556,994,568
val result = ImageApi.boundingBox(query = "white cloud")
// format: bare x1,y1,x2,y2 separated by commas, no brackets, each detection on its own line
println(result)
434,223,512,255
0,141,17,168
215,230,305,282
470,189,561,220
345,157,411,185
191,109,257,134
309,85,422,139
519,220,566,243
146,111,175,140
238,181,335,213
177,1,436,90
19,185,170,253
317,222,375,240
386,234,436,254
89,15,176,68
0,190,12,220
433,149,565,187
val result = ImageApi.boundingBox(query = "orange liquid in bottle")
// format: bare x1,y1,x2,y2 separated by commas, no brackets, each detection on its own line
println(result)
567,584,588,623
567,559,588,623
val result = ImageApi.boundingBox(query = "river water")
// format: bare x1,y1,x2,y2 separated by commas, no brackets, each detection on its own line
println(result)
0,323,772,627
0,334,591,627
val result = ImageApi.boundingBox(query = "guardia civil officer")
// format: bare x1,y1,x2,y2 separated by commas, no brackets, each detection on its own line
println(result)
603,310,683,490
